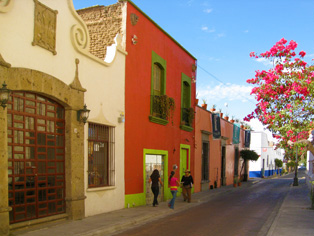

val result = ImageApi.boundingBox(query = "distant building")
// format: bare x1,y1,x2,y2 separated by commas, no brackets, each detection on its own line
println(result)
307,130,314,179
249,131,284,177
194,107,248,191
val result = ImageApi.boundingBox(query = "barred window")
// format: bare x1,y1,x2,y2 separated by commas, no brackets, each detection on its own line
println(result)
88,123,115,188
201,142,209,181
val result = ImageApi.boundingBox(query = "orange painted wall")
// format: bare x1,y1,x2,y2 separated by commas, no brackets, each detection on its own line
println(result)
124,2,196,195
194,106,210,192
194,106,247,192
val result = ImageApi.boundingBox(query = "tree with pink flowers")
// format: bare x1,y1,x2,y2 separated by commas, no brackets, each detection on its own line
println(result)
245,38,314,161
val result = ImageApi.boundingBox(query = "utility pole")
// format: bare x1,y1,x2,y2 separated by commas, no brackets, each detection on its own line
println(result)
293,144,298,186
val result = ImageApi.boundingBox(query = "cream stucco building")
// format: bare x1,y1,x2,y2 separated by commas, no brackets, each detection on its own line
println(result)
0,0,126,235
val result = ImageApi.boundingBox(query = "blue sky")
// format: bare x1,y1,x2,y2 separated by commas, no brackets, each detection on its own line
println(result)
73,0,314,133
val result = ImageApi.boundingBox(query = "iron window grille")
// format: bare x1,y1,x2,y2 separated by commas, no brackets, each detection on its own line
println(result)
88,123,115,188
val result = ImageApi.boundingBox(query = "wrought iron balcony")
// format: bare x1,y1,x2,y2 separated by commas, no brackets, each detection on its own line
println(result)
151,95,175,121
182,107,193,126
151,95,166,119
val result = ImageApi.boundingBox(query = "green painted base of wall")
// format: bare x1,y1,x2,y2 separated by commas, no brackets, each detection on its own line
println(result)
124,193,145,208
124,190,178,208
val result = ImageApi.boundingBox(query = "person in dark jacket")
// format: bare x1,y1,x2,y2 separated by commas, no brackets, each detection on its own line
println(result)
149,169,163,207
181,170,193,203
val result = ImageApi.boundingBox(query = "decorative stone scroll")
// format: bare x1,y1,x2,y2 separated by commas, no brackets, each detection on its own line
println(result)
32,0,58,55
0,0,14,13
0,53,11,68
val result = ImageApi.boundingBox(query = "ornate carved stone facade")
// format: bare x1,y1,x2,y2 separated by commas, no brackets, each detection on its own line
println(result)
0,55,86,235
32,0,58,55
77,3,123,60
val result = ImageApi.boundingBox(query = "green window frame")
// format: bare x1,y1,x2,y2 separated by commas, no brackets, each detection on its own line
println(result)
149,51,168,125
180,73,193,131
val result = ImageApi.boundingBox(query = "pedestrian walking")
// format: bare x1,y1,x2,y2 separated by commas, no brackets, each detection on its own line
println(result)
168,171,180,209
181,170,194,203
149,169,163,207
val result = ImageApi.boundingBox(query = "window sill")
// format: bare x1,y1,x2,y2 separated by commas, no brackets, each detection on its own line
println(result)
180,124,193,132
87,186,116,192
149,115,169,125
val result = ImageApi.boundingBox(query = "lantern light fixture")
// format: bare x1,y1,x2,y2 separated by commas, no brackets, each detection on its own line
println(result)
0,81,11,109
77,104,90,124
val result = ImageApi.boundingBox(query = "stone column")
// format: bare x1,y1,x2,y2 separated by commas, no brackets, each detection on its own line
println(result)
0,107,11,236
65,108,85,220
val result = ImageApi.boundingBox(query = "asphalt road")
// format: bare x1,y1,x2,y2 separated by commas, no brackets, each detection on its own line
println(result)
115,172,303,236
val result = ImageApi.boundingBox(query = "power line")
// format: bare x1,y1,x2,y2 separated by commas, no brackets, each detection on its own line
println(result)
197,64,257,105
198,64,226,84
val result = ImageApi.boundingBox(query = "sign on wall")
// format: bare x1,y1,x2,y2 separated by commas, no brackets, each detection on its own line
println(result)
244,130,251,148
233,124,240,144
212,113,221,139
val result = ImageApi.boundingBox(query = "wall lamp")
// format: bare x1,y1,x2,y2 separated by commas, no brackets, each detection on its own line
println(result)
118,112,125,123
0,81,11,109
77,104,90,124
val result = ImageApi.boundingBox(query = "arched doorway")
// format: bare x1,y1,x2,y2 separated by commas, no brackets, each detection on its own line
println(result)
7,92,66,223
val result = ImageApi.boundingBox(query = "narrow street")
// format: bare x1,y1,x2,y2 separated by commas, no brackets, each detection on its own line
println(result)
115,172,304,236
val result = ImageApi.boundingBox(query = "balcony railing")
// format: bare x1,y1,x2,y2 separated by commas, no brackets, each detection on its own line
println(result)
181,107,194,127
151,95,166,119
151,95,175,121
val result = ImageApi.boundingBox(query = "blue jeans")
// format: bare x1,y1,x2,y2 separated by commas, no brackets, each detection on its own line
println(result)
169,190,177,209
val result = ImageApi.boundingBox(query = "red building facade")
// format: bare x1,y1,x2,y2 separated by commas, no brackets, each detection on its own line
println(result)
124,1,197,206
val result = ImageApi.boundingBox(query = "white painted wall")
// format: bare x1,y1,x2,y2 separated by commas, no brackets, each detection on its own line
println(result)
307,131,314,180
249,131,284,176
0,0,126,217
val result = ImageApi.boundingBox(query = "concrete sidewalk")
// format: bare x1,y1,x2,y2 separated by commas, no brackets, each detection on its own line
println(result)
266,177,314,236
12,176,314,236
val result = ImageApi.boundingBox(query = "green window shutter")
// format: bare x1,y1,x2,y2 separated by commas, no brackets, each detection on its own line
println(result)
149,51,169,125
180,73,193,131
151,51,166,95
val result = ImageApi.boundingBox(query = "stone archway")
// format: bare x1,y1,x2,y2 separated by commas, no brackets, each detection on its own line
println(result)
0,61,86,234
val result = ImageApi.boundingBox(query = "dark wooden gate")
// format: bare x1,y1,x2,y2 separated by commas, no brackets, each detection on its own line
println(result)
7,92,66,223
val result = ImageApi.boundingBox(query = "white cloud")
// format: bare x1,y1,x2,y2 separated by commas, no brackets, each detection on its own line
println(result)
204,8,213,13
202,1,210,7
207,57,220,62
255,57,273,66
255,57,285,67
186,0,194,6
243,30,249,33
197,83,254,103
201,26,215,33
201,26,208,31
217,33,225,38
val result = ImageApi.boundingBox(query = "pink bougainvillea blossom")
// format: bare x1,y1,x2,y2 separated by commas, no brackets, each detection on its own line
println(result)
245,38,314,161
299,51,306,57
